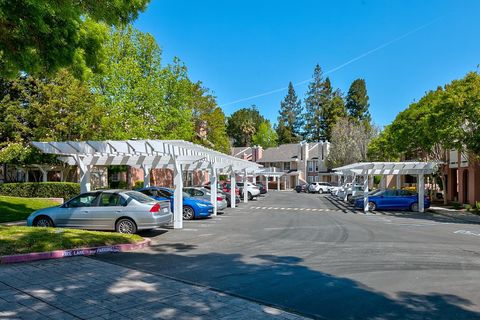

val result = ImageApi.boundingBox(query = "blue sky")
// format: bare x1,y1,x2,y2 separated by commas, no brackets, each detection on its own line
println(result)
134,0,480,127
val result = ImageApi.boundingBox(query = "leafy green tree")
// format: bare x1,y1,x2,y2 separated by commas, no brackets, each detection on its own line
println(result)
0,0,149,78
227,106,266,147
252,121,278,148
277,82,303,143
346,79,370,122
303,65,333,142
190,83,230,153
88,26,194,141
0,69,102,163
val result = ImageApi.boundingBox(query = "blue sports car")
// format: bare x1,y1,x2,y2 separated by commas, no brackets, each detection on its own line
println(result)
137,187,213,220
354,189,430,212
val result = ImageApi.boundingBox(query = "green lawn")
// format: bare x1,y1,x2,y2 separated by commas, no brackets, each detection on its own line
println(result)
0,196,59,223
0,226,143,256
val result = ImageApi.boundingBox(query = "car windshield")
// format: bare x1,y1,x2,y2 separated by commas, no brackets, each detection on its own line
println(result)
125,191,156,203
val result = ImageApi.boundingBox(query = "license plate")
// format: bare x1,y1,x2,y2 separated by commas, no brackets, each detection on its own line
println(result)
163,208,169,213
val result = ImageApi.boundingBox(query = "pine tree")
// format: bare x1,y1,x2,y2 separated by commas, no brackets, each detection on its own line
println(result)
303,65,332,142
277,82,303,144
346,79,371,122
322,90,347,141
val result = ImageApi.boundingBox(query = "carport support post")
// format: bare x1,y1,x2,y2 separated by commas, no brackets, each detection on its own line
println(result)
363,174,369,213
210,165,217,216
172,158,183,229
230,173,236,208
418,173,425,213
243,169,248,203
76,156,91,193
143,164,151,188
396,175,401,190
265,175,269,191
277,176,280,191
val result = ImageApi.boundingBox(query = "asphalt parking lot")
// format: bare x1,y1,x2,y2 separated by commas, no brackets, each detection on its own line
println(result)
94,191,480,319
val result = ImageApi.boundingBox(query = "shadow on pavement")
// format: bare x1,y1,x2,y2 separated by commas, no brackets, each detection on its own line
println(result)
95,250,480,320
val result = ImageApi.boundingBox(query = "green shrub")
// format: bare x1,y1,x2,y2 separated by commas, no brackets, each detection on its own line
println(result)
134,180,144,189
464,204,472,212
452,202,461,210
0,182,80,200
476,201,480,211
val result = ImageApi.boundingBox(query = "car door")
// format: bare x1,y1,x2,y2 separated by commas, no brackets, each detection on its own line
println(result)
86,192,127,230
377,190,398,209
59,192,100,228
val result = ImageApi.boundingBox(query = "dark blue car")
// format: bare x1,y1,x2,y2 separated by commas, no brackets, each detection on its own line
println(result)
354,189,430,212
137,187,213,220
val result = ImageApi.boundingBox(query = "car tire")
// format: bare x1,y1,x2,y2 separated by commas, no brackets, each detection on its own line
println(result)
410,202,419,212
183,206,195,220
368,201,376,211
116,218,137,234
347,194,352,202
33,216,54,228
318,189,323,194
248,192,253,200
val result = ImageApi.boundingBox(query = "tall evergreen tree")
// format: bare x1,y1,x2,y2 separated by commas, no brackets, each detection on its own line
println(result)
277,82,303,144
303,65,332,142
321,90,347,141
345,79,371,122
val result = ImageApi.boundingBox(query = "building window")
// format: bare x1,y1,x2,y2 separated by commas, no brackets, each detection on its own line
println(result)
307,176,314,183
284,162,291,171
307,161,314,172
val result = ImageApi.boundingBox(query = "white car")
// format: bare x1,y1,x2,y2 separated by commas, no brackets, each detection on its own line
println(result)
308,182,332,194
237,182,261,200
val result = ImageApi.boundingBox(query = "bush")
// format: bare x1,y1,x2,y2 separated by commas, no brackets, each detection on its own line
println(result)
134,180,144,189
452,202,462,210
464,204,472,212
0,182,80,200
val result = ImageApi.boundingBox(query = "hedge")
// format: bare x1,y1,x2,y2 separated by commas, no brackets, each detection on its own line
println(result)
0,182,80,200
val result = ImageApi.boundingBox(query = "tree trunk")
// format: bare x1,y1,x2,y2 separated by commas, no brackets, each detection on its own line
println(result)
440,174,447,205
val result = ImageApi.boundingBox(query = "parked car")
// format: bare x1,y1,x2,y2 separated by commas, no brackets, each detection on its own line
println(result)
308,182,332,194
354,189,430,211
183,187,228,211
349,189,383,204
27,190,172,234
295,184,309,193
256,183,267,194
236,182,261,200
202,184,240,207
137,186,213,220
205,182,240,196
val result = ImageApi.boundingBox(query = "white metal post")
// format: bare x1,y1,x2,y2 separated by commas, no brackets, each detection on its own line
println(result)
172,158,183,229
210,165,217,216
243,169,248,203
143,164,151,188
230,173,236,208
265,175,269,191
79,167,91,193
396,175,401,190
277,176,280,191
418,173,425,213
363,175,369,213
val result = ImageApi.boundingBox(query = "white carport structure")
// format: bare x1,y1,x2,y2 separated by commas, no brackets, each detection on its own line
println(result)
254,168,285,191
31,140,261,229
333,162,438,213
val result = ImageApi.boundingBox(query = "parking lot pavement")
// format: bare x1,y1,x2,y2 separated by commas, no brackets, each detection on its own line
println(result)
0,257,309,320
93,190,480,319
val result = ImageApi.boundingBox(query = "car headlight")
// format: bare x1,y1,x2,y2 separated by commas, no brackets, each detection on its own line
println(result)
197,203,209,207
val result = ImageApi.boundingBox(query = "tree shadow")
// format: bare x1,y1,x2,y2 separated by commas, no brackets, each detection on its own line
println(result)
89,250,480,320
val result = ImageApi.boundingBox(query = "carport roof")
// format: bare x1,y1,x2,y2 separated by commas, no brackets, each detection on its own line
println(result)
333,162,438,175
31,140,261,173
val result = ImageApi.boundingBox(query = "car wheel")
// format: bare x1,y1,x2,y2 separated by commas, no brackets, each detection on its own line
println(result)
319,189,324,194
33,216,53,228
347,194,352,202
116,218,137,234
248,192,253,200
368,201,376,211
410,202,419,212
183,206,195,220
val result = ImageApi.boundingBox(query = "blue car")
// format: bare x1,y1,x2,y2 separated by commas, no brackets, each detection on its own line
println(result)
354,189,430,212
137,187,213,220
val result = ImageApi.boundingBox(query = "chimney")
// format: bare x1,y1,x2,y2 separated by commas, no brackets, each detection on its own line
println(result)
252,146,263,162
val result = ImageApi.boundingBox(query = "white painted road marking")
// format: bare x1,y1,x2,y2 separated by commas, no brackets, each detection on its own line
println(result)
455,230,480,237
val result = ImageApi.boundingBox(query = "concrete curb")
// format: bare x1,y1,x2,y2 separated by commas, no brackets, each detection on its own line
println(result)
0,238,151,264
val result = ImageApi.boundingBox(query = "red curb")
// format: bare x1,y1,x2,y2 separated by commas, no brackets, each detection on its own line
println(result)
0,238,151,264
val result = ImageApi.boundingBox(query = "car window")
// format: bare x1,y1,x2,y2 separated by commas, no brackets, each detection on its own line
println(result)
157,189,172,198
140,188,158,197
193,189,204,196
67,193,99,208
383,190,398,197
125,191,155,203
98,193,126,207
399,190,414,196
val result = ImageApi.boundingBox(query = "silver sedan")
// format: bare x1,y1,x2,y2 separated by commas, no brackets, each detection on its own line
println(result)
183,187,228,211
26,190,172,234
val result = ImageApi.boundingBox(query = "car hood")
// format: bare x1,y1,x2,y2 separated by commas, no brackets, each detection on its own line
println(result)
30,205,61,216
185,197,212,206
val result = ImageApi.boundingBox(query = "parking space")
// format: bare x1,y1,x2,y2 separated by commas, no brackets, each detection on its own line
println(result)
93,190,480,320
